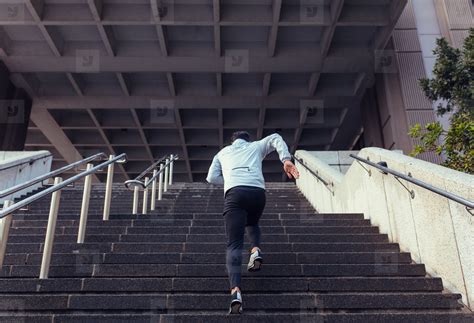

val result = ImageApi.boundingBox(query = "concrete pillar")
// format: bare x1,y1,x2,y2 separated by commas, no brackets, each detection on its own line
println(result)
0,62,32,151
375,0,442,163
360,87,384,148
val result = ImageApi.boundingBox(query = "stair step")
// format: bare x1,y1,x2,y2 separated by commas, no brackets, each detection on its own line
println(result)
110,242,401,253
0,277,444,293
3,252,412,266
1,312,472,323
7,233,388,244
4,241,401,255
123,226,379,235
0,293,461,311
7,221,376,235
1,263,426,278
13,212,341,221
10,216,367,229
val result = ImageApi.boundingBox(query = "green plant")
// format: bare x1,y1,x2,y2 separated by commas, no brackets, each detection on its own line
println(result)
409,28,474,174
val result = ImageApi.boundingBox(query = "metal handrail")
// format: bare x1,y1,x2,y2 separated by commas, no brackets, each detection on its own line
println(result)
144,156,178,187
293,155,334,193
124,154,178,215
134,155,167,181
0,152,127,279
0,153,127,219
350,154,474,210
0,153,53,172
0,152,107,199
124,154,178,190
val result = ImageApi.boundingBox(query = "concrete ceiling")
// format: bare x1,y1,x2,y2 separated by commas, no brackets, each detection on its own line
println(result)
0,0,407,182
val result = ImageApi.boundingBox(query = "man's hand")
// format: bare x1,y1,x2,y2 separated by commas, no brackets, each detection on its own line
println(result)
283,160,300,179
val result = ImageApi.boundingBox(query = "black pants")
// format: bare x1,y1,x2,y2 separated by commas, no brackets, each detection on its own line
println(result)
223,186,266,289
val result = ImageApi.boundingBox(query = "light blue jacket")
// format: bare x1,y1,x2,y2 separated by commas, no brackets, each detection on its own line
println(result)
206,134,291,193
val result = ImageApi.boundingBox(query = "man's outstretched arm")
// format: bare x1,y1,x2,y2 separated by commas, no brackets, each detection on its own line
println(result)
257,133,299,179
206,155,224,185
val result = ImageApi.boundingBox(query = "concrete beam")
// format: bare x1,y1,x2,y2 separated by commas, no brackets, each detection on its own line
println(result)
66,73,83,97
130,108,154,164
9,73,37,98
30,105,100,182
86,108,130,180
268,0,282,57
116,73,130,96
173,108,193,182
33,96,355,110
25,0,63,57
0,54,373,74
213,0,221,56
309,0,345,104
150,0,169,56
166,73,176,96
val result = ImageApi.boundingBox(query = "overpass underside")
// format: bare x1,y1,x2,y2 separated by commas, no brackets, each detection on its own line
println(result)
0,0,408,182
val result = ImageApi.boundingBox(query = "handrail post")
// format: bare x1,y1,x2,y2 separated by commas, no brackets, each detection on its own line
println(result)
40,177,62,279
151,170,157,211
77,164,93,244
102,155,115,221
132,186,139,215
0,200,14,268
164,158,169,193
158,164,164,201
142,177,149,215
169,154,174,186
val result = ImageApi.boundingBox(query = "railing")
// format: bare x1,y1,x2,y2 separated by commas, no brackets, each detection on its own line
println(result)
293,155,334,194
0,153,127,279
124,154,178,215
350,154,474,212
0,152,106,200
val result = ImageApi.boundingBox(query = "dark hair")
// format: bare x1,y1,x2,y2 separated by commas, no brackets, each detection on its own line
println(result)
231,131,251,143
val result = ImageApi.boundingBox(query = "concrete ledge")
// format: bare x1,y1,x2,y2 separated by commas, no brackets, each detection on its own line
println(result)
0,151,52,203
307,151,363,174
295,147,474,310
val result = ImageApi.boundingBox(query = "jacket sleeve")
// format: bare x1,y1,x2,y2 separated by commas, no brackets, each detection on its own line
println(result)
257,133,292,163
206,155,224,185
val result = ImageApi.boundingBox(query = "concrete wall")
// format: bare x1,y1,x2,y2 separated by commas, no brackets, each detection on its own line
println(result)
295,148,474,309
305,151,359,174
0,151,52,204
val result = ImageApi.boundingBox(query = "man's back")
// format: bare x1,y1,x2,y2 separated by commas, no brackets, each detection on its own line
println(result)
206,133,292,193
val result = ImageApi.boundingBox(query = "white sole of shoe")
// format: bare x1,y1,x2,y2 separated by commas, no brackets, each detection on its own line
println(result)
247,257,263,272
229,301,242,314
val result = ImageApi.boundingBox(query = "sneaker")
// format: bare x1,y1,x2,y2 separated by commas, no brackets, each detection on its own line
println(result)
247,249,263,272
228,290,243,314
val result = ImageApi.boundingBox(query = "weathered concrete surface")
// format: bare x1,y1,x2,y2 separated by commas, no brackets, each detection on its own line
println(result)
295,147,474,309
0,151,52,203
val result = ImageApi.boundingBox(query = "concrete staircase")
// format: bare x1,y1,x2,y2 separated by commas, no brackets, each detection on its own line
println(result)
0,183,472,322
